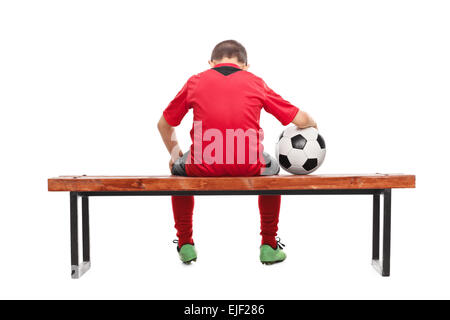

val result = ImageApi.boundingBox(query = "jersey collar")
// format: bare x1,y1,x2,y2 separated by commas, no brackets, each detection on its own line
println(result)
213,63,241,69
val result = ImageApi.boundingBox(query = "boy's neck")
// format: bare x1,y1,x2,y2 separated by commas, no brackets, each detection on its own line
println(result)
209,58,248,70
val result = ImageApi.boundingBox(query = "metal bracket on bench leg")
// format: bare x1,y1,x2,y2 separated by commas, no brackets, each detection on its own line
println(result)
70,192,91,279
371,189,391,277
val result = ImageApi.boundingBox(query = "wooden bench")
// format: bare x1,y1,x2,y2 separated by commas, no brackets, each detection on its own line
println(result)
48,174,415,278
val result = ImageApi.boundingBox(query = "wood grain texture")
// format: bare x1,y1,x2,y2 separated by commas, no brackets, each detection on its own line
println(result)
48,174,415,192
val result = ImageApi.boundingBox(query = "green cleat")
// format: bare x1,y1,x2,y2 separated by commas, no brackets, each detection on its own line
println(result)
177,244,197,264
260,240,287,265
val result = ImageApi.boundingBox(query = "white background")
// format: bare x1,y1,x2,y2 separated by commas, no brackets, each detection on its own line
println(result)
0,0,449,299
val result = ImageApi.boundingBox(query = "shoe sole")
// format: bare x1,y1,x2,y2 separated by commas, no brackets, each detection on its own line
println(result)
182,258,197,265
261,258,286,265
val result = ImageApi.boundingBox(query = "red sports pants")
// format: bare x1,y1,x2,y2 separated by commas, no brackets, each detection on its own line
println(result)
171,195,281,249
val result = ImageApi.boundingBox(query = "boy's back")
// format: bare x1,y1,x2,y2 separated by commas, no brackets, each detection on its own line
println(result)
163,63,298,176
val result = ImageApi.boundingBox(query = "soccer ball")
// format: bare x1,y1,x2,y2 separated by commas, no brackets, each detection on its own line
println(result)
275,126,326,175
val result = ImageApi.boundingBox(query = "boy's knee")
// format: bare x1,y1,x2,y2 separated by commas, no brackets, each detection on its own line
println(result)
171,152,189,176
261,153,280,176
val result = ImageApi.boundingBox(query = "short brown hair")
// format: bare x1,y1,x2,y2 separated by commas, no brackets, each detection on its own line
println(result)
211,40,247,65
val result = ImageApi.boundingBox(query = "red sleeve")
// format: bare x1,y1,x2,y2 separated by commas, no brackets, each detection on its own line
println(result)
261,80,299,126
162,78,193,127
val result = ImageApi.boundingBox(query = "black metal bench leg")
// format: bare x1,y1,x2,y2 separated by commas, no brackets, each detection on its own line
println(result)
372,189,391,277
382,189,391,276
70,192,91,279
82,196,91,263
372,194,380,261
70,192,79,276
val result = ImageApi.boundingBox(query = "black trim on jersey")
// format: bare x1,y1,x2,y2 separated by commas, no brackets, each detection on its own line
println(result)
213,66,242,76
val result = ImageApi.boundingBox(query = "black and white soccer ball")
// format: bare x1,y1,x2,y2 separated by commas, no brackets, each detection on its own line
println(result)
275,126,326,175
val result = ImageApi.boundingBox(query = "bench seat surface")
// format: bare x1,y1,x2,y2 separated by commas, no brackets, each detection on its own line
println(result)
48,174,415,192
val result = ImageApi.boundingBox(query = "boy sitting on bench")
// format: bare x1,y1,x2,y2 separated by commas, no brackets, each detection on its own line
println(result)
158,40,317,264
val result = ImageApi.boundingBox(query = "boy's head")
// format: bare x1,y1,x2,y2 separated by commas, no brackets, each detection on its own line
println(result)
209,40,249,70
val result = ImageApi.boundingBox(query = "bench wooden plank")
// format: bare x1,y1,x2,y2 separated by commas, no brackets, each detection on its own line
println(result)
48,174,415,192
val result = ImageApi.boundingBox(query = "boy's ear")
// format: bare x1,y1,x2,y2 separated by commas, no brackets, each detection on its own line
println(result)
208,60,216,68
242,64,250,71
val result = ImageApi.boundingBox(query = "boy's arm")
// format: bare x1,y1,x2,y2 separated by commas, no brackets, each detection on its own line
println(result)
261,80,317,129
159,77,194,171
291,110,318,129
157,115,183,171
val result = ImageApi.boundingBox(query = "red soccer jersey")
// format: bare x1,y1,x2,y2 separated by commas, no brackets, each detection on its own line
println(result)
163,63,299,177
